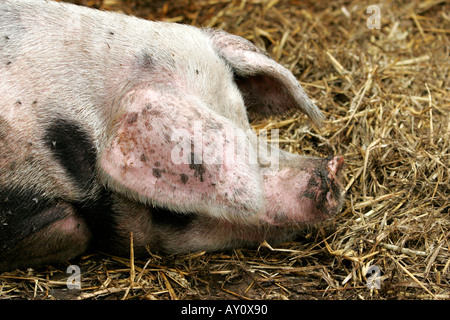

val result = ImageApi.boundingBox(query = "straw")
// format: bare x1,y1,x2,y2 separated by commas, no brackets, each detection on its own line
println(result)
1,0,448,300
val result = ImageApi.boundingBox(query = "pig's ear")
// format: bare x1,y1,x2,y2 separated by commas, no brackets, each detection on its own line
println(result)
98,88,264,224
205,29,324,125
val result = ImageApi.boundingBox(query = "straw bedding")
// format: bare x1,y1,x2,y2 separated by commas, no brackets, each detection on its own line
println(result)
0,0,448,300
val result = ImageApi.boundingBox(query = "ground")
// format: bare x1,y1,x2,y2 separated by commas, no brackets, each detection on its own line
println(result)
0,0,448,300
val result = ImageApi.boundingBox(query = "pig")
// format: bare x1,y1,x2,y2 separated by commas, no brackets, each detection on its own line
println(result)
0,0,344,272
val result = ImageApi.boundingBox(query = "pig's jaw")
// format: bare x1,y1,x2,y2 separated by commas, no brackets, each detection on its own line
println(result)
261,156,345,226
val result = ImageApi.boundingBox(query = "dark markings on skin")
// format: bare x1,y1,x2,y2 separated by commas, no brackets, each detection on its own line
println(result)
77,189,117,253
303,190,315,199
302,159,333,215
44,118,97,194
137,51,155,70
2,5,27,66
151,206,195,231
0,187,59,252
312,167,329,215
189,162,205,182
189,150,205,182
180,174,188,184
127,112,138,124
1,9,26,67
152,168,162,178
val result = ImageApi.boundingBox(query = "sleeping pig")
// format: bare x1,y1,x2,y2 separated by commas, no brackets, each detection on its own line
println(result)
0,0,344,271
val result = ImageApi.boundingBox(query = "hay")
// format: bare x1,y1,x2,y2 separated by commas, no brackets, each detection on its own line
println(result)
0,0,448,300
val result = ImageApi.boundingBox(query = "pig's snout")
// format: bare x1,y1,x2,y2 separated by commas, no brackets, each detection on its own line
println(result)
262,156,345,226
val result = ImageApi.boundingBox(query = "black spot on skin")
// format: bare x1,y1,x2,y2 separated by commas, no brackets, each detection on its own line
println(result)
77,189,117,253
137,51,155,70
190,162,205,182
180,174,188,184
303,162,334,215
308,178,319,187
151,206,194,230
127,112,138,124
189,150,205,182
6,61,11,66
109,31,115,36
303,190,315,200
303,174,319,200
0,187,59,252
152,168,162,178
140,153,147,162
44,118,97,194
4,36,9,41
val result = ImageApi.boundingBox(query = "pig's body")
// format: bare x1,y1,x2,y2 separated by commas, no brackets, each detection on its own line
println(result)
0,0,344,271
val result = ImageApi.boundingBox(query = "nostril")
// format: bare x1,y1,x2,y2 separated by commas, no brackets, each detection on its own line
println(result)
327,156,344,176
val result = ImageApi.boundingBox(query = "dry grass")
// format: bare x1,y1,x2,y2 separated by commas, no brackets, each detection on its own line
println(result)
0,0,448,300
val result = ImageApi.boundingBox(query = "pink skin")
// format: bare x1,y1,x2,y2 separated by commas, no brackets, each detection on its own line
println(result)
100,94,345,252
101,87,265,222
200,156,345,247
101,87,345,229
262,156,345,226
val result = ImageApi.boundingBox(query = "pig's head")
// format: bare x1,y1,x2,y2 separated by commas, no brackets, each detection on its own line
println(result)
1,1,346,270
98,25,344,234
